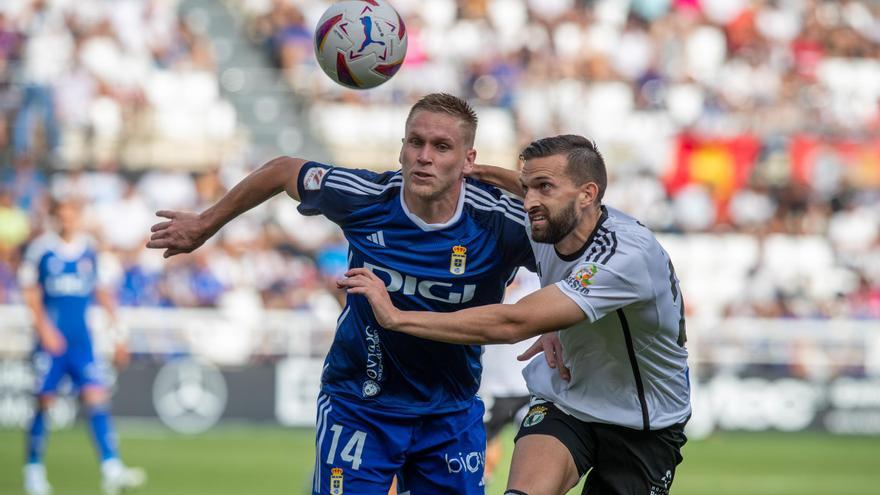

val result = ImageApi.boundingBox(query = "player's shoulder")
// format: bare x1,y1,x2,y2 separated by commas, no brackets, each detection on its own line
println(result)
25,232,98,260
305,161,402,193
23,232,60,262
464,178,522,204
604,206,654,238
462,178,527,227
80,234,100,253
586,207,659,270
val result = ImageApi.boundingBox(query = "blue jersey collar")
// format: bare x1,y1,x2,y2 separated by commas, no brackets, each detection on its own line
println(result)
399,182,466,232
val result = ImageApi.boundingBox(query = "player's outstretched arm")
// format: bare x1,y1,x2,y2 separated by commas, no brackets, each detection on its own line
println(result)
468,164,523,198
147,156,307,258
339,268,585,345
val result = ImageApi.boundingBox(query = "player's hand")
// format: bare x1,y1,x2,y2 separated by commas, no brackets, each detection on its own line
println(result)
40,327,67,356
337,268,400,329
146,210,211,258
517,333,571,381
112,343,131,370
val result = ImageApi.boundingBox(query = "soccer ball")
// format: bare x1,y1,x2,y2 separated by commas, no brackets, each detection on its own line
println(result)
314,0,408,89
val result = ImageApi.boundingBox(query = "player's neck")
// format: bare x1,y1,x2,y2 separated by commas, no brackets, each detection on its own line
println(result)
402,184,462,225
555,206,602,256
58,230,77,244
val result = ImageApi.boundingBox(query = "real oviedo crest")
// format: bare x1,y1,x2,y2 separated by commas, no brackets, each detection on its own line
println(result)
450,245,467,275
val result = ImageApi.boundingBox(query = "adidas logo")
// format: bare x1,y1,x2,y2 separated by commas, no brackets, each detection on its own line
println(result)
366,231,386,247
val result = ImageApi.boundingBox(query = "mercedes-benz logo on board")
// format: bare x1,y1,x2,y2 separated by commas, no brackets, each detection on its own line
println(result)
152,359,227,434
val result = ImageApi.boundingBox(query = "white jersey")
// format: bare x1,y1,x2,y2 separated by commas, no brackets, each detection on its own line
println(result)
522,206,691,430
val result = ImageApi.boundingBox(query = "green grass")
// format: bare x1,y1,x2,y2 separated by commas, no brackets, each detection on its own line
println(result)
2,423,879,495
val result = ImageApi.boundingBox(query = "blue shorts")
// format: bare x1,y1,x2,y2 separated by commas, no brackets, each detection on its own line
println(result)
32,345,104,396
312,393,486,495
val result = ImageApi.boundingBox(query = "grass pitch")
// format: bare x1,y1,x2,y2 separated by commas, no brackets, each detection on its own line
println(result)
1,423,879,495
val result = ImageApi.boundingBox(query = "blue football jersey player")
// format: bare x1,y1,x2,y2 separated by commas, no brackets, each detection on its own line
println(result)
148,94,535,494
302,162,533,494
20,198,144,495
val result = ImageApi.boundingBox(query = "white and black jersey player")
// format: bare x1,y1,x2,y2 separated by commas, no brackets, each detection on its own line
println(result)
341,135,691,495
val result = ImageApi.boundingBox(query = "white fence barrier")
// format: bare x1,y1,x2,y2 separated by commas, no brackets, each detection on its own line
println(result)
1,305,878,435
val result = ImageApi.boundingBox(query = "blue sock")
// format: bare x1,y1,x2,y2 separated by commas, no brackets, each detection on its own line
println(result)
26,407,48,465
87,403,119,461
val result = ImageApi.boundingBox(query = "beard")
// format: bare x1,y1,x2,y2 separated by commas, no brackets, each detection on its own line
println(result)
530,199,579,244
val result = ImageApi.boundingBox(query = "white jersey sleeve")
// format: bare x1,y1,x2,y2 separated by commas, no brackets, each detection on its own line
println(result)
555,254,651,323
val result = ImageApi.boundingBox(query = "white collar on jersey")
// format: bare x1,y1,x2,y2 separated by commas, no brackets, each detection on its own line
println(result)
398,181,466,232
46,232,90,260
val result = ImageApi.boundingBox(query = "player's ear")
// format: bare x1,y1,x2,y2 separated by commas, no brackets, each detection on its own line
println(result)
398,142,404,165
580,182,599,208
462,148,476,176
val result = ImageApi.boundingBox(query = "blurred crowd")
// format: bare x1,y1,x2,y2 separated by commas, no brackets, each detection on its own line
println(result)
242,0,880,136
236,0,880,319
0,164,349,317
0,0,236,170
0,0,878,320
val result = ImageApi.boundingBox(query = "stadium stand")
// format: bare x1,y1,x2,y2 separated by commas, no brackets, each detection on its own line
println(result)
0,0,876,325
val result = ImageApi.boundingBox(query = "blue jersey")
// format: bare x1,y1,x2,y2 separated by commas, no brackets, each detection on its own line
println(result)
297,162,535,415
19,233,100,349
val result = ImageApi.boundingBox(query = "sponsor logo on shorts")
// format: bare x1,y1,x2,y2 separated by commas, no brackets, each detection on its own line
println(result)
445,450,485,474
330,467,344,494
523,405,547,427
649,469,673,495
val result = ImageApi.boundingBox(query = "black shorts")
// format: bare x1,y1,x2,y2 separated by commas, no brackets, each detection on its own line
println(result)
514,399,687,495
485,395,531,440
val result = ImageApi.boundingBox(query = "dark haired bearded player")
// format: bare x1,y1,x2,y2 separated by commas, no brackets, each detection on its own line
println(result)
341,135,691,495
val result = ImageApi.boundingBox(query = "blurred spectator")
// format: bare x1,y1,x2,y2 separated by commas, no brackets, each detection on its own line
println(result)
0,154,47,212
828,201,879,255
0,186,29,249
847,275,880,320
0,242,18,304
117,248,166,307
91,179,154,251
0,0,236,169
12,0,67,157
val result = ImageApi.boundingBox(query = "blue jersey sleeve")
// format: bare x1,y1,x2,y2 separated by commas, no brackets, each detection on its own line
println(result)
296,161,400,226
464,180,536,272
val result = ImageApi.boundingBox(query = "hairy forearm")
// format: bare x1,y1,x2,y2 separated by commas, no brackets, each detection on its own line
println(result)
200,156,302,233
471,164,523,197
389,304,531,345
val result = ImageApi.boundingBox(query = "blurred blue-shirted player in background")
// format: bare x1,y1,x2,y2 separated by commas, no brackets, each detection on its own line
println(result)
147,93,535,494
20,198,145,495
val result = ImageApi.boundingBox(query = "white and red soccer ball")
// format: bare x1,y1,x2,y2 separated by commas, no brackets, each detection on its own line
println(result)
314,0,408,90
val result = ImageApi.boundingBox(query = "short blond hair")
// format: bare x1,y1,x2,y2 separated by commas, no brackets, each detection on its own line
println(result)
406,93,478,147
